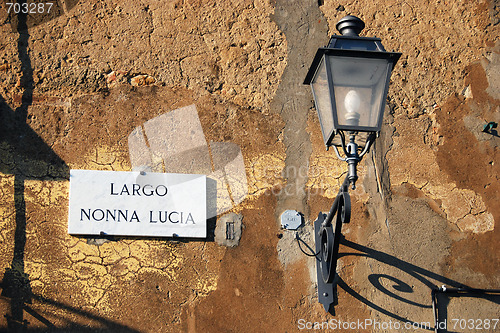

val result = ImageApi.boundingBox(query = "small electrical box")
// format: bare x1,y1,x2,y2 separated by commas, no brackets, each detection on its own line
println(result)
280,210,303,230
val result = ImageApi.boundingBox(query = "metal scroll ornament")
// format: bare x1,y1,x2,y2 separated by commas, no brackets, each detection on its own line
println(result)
320,190,351,283
314,177,351,311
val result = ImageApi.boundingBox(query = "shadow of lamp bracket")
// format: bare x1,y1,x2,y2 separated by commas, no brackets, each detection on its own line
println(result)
303,15,401,313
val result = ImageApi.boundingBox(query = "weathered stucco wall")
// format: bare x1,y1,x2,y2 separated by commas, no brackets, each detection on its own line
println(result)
0,0,498,332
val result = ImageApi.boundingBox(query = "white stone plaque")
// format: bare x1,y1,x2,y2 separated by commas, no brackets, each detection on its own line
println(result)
68,170,206,238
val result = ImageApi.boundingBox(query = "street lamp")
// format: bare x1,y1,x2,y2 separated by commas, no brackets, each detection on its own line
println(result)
303,15,401,312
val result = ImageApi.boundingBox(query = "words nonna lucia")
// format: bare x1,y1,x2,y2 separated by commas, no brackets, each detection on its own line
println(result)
79,182,196,224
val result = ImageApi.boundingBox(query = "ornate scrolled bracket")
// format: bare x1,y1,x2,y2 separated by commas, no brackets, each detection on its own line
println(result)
315,131,375,312
315,175,351,311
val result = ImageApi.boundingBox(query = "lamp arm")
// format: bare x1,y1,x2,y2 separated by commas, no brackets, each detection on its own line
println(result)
333,131,376,161
358,132,376,159
338,130,349,157
332,145,346,161
331,131,377,189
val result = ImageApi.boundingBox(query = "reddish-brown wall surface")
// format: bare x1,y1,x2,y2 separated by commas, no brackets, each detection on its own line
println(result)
0,0,498,332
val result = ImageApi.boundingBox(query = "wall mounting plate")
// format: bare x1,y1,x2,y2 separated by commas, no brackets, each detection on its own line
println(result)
280,210,303,230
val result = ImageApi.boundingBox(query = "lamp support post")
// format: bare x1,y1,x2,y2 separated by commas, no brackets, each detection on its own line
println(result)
304,15,400,313
323,132,376,231
332,131,376,190
315,130,375,312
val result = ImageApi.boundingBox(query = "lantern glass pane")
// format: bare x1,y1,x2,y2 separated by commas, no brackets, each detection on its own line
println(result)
311,57,335,144
328,55,391,130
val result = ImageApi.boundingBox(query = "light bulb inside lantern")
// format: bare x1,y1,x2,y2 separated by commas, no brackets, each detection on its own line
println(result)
345,90,361,113
344,90,361,126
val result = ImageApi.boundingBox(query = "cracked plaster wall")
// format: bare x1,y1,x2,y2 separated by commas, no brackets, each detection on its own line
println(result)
0,0,499,331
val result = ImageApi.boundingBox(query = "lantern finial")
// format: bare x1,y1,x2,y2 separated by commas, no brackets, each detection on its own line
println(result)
336,15,365,36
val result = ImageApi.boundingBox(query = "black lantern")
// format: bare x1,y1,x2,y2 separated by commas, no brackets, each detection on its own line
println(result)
303,16,401,313
304,15,401,147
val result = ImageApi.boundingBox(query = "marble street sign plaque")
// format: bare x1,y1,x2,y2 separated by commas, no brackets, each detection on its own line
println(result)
68,170,206,238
